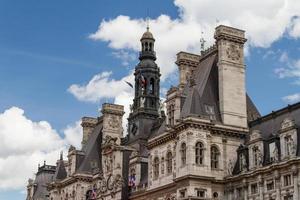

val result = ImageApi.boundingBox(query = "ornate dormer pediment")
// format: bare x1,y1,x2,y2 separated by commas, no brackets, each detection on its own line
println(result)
249,129,262,142
280,118,295,131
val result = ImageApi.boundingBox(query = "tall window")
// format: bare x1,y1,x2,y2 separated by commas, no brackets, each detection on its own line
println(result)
284,174,292,186
168,104,175,126
166,152,172,174
195,142,204,165
211,146,220,169
153,157,159,179
150,78,154,94
181,143,187,166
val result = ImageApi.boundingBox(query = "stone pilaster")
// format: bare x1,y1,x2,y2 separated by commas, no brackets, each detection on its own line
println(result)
274,170,281,200
292,165,299,200
258,175,264,200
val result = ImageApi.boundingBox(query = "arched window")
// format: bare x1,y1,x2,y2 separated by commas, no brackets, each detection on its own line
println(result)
145,42,148,51
150,78,154,94
181,143,187,166
166,152,172,174
149,42,153,51
195,142,204,165
211,146,220,169
153,157,159,179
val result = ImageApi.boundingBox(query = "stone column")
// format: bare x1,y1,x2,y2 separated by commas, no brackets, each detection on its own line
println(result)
223,138,227,173
258,175,264,200
243,179,248,200
274,170,281,200
292,165,299,200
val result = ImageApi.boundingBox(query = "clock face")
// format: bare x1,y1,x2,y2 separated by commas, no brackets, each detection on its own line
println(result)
131,123,138,135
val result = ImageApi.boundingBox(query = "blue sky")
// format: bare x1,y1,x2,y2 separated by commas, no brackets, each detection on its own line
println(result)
1,0,300,199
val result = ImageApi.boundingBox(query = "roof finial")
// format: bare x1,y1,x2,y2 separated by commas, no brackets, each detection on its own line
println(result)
200,31,206,54
60,151,63,160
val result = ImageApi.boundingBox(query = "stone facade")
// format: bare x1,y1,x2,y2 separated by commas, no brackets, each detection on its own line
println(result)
27,25,300,200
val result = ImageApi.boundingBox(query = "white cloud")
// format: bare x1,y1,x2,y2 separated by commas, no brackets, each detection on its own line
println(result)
88,0,300,81
289,17,300,38
112,50,136,66
0,107,82,190
282,93,300,103
63,121,82,149
68,71,134,103
275,52,300,81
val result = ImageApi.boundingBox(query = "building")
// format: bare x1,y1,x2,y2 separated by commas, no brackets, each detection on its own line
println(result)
26,24,300,200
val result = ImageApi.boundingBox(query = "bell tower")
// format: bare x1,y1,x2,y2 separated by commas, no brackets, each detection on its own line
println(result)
127,25,161,142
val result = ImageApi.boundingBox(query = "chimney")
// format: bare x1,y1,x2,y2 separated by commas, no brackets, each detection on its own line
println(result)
214,25,248,128
81,117,98,147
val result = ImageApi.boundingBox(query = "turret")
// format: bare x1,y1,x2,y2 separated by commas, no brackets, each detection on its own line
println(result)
127,25,161,142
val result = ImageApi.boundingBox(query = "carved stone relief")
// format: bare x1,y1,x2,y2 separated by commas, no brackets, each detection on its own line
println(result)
226,44,241,61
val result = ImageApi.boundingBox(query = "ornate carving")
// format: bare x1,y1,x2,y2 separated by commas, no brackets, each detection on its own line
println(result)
96,174,124,199
281,118,295,130
108,115,120,129
226,44,241,61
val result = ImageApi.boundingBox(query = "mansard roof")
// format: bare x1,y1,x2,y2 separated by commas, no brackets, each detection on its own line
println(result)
77,123,103,173
32,165,56,199
54,159,67,181
249,102,300,139
180,50,260,123
232,102,300,175
181,52,221,121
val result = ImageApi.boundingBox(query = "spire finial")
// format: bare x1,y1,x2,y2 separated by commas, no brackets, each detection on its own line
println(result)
60,151,63,160
146,17,150,32
146,8,150,32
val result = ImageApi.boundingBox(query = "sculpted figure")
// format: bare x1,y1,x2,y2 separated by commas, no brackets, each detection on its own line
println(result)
227,159,234,175
273,145,279,162
140,97,145,108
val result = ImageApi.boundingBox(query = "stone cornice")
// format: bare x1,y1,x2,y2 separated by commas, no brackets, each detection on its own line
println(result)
225,157,300,182
148,117,248,149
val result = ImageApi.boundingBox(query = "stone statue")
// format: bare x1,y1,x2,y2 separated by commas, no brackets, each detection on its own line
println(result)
140,97,145,108
227,159,234,175
241,154,247,172
129,104,133,113
158,99,164,118
257,149,263,166
290,138,296,156
273,145,279,162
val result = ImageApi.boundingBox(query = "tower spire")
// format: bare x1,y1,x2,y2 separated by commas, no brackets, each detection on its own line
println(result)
146,17,150,32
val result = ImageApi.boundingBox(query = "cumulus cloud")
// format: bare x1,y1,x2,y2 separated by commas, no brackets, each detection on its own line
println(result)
275,52,300,82
63,121,83,149
68,71,134,102
88,0,300,81
0,107,82,190
282,93,300,103
112,50,136,66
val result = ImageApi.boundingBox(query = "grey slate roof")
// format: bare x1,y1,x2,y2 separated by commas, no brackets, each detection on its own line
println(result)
33,165,55,199
54,159,67,181
77,123,103,173
181,53,219,120
232,102,300,175
249,102,300,139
